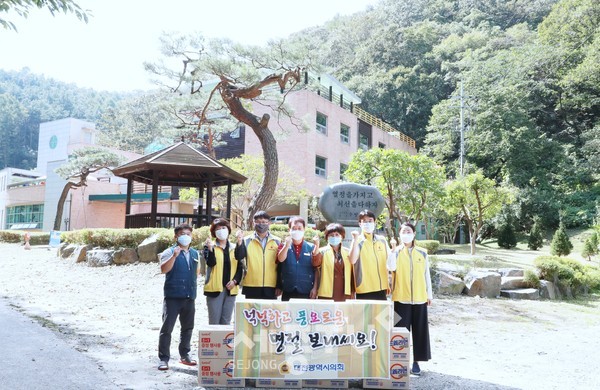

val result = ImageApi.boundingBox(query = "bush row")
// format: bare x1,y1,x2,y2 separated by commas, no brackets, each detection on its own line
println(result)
534,255,600,297
0,230,50,245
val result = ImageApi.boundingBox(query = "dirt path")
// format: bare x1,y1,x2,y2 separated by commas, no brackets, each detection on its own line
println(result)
1,243,599,389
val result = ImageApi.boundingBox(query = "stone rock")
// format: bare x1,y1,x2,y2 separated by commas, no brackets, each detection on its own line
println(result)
86,249,114,267
463,270,501,298
434,271,465,295
500,276,530,289
60,243,78,259
500,288,540,300
113,248,139,265
137,234,162,263
317,183,385,226
498,268,524,277
539,280,556,300
71,245,92,263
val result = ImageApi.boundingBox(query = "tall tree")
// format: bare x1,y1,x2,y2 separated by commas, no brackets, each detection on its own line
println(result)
1,0,89,31
145,34,313,226
53,147,122,230
344,148,446,237
444,171,514,255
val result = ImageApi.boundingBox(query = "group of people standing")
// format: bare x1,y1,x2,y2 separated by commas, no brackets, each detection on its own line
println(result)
156,209,432,376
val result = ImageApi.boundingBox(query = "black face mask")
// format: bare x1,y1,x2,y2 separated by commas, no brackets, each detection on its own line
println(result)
255,223,269,234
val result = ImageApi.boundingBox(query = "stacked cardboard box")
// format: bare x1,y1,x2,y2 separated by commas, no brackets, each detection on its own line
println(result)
363,328,410,389
198,325,245,388
302,379,349,388
256,378,302,388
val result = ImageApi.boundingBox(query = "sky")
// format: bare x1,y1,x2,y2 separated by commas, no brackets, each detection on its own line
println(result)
0,0,379,92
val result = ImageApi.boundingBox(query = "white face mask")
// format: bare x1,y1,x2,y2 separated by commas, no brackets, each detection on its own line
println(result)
215,229,229,241
361,222,375,234
400,233,415,244
177,234,192,247
290,230,305,241
328,236,342,246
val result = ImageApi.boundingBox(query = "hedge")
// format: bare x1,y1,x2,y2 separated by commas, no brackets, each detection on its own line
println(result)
0,230,50,245
416,240,440,255
534,255,600,297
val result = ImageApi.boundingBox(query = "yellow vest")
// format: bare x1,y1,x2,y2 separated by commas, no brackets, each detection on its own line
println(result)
391,245,429,303
354,234,389,294
204,244,239,295
317,246,352,298
242,234,280,288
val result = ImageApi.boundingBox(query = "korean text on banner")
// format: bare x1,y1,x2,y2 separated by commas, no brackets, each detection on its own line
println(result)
233,299,392,379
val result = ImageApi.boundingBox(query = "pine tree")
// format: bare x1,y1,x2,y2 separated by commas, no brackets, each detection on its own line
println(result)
582,238,595,261
527,217,544,250
497,221,517,249
590,231,599,252
550,222,573,257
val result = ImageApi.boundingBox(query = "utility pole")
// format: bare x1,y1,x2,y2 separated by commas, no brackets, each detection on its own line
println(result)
450,80,475,177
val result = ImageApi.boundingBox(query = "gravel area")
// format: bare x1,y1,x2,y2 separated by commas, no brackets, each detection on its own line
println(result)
1,243,599,389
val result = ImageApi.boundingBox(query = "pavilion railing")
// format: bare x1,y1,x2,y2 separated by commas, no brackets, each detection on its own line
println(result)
125,213,212,229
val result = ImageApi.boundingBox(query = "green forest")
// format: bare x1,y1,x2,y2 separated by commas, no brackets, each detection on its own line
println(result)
0,0,598,233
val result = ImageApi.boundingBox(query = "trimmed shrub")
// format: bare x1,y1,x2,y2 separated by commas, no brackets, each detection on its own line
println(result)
497,222,517,249
0,230,50,245
0,230,22,243
527,217,544,250
550,222,573,256
582,238,596,261
534,255,600,297
523,269,541,289
416,240,440,254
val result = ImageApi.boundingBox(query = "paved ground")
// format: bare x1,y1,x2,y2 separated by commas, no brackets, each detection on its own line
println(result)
0,299,118,390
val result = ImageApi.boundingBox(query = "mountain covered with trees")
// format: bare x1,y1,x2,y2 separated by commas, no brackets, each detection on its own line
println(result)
0,68,125,169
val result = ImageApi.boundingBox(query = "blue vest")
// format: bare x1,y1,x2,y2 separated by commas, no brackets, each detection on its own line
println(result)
164,246,198,299
280,241,315,294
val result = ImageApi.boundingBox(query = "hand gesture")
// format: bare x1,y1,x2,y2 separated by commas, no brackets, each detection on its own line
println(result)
312,235,320,247
204,237,213,251
236,229,244,244
173,246,181,257
285,235,292,246
351,230,360,239
390,237,397,252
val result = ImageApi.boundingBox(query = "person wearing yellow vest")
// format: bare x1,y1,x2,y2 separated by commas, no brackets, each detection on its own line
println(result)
203,218,242,325
313,223,355,302
349,210,390,300
388,222,432,376
234,211,281,299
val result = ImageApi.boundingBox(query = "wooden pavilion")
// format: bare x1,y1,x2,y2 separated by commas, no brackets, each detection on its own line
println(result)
111,142,246,229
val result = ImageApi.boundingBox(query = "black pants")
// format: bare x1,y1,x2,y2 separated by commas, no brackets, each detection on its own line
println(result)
242,286,277,299
356,289,387,301
281,290,310,302
158,298,195,362
394,301,431,362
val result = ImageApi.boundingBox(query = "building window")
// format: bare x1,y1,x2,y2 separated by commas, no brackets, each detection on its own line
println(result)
315,156,327,177
340,123,350,144
316,112,328,134
379,142,386,149
340,163,348,180
5,204,44,229
359,134,369,150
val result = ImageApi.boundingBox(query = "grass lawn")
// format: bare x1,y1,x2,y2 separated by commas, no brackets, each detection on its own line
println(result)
430,227,600,272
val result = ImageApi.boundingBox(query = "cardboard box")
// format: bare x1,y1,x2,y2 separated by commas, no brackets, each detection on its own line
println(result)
198,325,235,359
255,378,302,388
390,328,410,362
303,379,348,388
198,358,245,388
362,362,410,389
